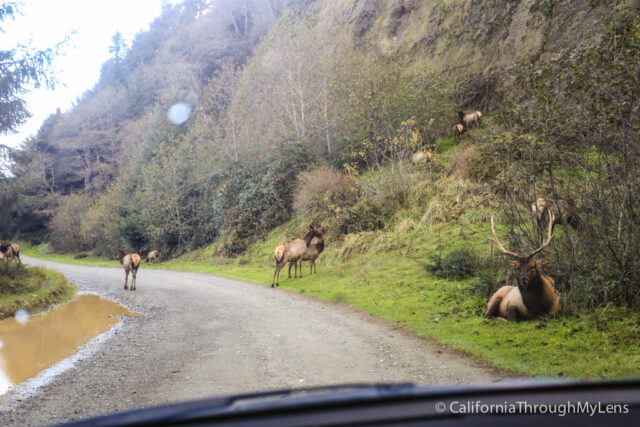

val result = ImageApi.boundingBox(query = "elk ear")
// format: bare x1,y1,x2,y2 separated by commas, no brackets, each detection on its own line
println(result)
505,260,519,267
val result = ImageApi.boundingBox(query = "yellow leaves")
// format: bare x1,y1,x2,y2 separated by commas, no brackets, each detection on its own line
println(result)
343,162,360,177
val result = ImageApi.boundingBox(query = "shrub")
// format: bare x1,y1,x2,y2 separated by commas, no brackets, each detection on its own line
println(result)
293,165,359,218
335,200,385,235
427,248,479,280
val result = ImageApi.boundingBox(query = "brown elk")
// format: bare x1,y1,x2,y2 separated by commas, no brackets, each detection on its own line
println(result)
146,250,159,263
0,242,20,264
272,226,324,288
453,123,466,140
531,197,580,234
117,248,141,291
485,213,561,321
458,110,483,129
411,150,432,166
288,228,327,277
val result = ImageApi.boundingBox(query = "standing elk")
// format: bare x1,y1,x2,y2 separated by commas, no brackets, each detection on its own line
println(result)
117,248,141,291
458,110,483,129
453,123,466,140
485,212,561,321
288,227,327,277
272,226,324,288
411,150,432,166
146,250,159,263
531,197,580,234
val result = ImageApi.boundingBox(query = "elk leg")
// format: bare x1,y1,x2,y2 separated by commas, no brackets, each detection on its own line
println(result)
288,262,293,278
309,260,313,276
124,270,129,290
298,259,303,278
272,262,281,288
313,260,317,274
275,262,283,287
132,269,137,291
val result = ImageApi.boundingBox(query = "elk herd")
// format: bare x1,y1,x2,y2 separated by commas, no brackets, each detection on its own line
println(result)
5,108,574,325
410,110,483,168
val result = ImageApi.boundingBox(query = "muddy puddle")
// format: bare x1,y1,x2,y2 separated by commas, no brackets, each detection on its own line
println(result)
0,294,141,395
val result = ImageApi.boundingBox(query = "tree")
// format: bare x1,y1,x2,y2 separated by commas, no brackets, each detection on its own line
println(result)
108,31,128,61
0,2,67,134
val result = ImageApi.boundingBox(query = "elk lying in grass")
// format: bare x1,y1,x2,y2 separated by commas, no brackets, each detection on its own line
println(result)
146,250,159,263
288,228,327,277
458,110,483,129
0,242,20,264
117,248,141,291
411,150,432,166
272,226,324,288
531,197,580,234
485,213,561,321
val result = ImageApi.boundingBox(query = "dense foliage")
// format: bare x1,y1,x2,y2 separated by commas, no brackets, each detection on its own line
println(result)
475,12,640,308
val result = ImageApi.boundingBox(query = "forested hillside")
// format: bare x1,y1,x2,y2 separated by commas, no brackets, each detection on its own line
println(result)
2,0,640,312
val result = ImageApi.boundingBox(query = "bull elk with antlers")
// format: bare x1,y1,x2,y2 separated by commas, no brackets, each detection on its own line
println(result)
485,212,561,321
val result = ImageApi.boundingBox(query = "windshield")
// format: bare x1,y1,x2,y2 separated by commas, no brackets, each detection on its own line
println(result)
0,0,639,425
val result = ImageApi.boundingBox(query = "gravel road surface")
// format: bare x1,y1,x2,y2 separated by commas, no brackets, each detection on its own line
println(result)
0,256,506,425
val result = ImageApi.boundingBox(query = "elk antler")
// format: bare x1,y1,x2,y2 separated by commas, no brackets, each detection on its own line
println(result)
529,210,555,258
490,215,520,259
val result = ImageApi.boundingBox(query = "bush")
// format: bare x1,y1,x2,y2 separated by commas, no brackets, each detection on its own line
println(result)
427,248,479,280
293,165,359,218
49,193,92,253
335,199,385,235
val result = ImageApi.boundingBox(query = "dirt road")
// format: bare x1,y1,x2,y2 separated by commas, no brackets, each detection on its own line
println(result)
0,257,505,425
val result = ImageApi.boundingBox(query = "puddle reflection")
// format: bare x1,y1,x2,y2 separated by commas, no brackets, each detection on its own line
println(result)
0,294,141,394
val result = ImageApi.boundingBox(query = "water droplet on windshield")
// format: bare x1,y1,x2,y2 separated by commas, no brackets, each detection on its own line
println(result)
167,102,191,125
15,310,29,324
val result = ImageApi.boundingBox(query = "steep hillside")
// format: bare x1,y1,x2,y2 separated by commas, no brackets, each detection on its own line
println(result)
323,0,613,107
2,0,637,276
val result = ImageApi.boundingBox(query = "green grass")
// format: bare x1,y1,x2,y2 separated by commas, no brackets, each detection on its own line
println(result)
23,219,640,379
0,262,76,319
22,244,122,267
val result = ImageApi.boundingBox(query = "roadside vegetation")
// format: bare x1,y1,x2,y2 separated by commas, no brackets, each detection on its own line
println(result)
0,261,76,319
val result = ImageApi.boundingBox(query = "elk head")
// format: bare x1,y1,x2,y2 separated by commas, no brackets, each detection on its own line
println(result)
116,248,126,263
490,212,554,289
